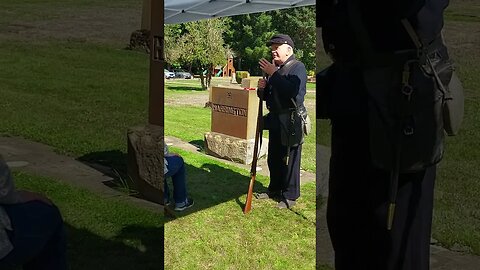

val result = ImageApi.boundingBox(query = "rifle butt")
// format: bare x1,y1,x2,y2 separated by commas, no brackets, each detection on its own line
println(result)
243,175,256,214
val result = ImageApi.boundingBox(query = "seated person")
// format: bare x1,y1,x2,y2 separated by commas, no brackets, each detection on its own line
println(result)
0,154,67,270
164,144,194,211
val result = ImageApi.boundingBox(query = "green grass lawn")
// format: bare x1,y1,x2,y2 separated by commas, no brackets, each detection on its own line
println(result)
163,82,317,268
13,171,163,270
431,14,480,253
0,0,139,23
0,40,149,161
164,147,316,269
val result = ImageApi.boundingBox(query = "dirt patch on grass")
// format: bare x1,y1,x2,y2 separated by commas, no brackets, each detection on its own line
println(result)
444,21,480,54
0,6,141,47
165,92,210,107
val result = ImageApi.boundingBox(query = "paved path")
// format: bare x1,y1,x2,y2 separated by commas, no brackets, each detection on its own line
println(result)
316,144,480,270
0,136,162,214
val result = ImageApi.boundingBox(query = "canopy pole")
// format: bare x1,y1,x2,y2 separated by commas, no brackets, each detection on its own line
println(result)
148,0,164,126
141,0,151,30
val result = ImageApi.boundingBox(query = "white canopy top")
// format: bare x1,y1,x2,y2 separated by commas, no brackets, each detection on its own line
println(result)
165,0,316,24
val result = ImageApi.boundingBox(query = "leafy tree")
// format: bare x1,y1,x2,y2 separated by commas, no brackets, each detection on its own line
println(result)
165,7,316,82
165,19,230,89
268,7,316,74
164,24,184,70
224,13,276,75
224,7,316,76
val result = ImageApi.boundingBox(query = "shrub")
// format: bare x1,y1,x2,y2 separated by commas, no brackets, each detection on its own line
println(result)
235,71,250,84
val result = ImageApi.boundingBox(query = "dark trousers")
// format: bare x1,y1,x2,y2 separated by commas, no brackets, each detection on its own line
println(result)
164,155,188,204
327,119,435,270
267,127,302,201
0,201,67,270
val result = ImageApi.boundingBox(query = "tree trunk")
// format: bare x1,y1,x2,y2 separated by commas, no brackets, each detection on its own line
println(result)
206,64,213,89
200,68,206,90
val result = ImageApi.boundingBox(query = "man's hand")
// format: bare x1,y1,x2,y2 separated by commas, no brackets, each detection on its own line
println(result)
259,58,277,76
257,78,267,89
17,190,53,205
257,78,267,99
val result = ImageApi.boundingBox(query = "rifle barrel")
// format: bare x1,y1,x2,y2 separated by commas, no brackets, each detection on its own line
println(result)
243,84,264,214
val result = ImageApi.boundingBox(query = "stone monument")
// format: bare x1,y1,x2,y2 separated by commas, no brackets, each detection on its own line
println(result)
204,85,268,164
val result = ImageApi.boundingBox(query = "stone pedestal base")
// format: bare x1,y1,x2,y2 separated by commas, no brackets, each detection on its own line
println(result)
204,132,268,165
241,78,259,88
127,124,164,205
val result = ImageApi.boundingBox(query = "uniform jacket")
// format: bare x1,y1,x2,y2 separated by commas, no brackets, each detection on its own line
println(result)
264,55,307,114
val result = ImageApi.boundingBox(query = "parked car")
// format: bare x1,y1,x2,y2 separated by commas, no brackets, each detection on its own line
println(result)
173,69,192,79
164,69,175,79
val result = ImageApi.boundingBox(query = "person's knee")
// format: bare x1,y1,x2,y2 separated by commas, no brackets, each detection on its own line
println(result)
40,203,66,246
173,156,185,170
167,155,185,168
176,155,185,164
30,201,64,227
49,205,63,225
179,157,185,168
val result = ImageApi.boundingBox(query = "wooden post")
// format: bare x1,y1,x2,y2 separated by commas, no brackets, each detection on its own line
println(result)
149,0,164,126
126,0,165,210
141,0,151,30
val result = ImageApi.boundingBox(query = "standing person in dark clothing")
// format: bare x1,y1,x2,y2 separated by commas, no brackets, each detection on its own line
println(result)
256,34,308,209
317,0,453,269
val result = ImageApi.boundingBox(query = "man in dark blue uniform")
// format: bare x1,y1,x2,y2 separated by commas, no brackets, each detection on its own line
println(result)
256,34,308,209
317,0,451,269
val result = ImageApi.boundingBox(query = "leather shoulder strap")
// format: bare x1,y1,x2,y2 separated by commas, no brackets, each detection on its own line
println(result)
271,59,301,110
277,59,299,76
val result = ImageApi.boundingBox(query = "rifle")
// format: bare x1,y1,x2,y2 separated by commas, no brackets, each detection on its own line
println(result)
243,76,265,214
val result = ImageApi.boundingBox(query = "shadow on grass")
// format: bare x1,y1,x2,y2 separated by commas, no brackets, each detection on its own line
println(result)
165,162,267,219
78,150,126,175
188,139,205,151
166,86,205,92
66,223,163,270
78,150,267,222
77,150,139,196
